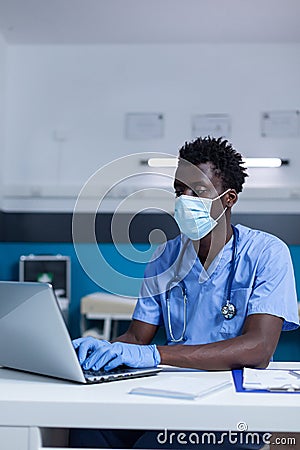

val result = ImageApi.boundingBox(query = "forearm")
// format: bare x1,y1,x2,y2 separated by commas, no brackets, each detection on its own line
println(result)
111,319,158,345
158,334,270,371
76,315,282,371
158,314,283,370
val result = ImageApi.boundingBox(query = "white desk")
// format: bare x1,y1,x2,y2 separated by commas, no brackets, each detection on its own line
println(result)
0,362,299,449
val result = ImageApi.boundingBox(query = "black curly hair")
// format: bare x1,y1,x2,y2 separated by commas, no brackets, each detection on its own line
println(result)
178,136,248,193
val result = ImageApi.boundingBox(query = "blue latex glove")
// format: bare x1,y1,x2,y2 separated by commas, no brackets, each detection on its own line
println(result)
72,337,111,366
81,342,161,372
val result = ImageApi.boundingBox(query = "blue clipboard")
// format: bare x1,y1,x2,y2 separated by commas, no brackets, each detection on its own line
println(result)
232,369,300,394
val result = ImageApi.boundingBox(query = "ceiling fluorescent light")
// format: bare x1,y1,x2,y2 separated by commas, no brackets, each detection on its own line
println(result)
144,157,289,169
244,158,288,168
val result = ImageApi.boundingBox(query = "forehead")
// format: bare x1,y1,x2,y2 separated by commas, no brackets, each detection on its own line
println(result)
174,161,223,191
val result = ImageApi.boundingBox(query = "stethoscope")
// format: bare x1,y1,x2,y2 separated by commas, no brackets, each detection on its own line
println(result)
166,225,238,343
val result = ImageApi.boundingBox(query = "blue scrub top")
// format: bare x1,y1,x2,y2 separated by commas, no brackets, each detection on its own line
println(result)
132,224,299,345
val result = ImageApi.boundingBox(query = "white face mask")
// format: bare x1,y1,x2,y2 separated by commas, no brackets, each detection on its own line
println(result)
174,189,230,241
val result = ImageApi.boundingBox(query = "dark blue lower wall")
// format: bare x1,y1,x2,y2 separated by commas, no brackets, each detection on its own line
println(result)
0,241,299,360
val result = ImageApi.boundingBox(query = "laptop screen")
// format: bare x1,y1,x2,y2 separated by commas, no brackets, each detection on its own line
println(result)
0,281,161,384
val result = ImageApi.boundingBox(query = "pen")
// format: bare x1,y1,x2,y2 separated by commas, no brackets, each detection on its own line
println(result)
289,370,300,380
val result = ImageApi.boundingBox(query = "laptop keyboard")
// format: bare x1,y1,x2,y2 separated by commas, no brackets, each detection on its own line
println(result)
82,366,160,383
83,366,144,383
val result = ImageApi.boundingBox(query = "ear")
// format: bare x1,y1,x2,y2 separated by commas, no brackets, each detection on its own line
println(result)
226,189,238,208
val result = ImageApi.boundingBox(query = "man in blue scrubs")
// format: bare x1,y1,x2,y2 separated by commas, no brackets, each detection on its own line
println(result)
70,136,299,448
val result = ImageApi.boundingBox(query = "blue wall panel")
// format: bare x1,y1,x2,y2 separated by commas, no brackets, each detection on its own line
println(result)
290,245,300,300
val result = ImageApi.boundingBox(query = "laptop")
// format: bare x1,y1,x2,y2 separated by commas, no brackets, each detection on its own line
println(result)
0,281,161,384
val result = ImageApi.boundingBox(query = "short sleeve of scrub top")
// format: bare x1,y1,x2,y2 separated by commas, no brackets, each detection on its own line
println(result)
132,224,299,344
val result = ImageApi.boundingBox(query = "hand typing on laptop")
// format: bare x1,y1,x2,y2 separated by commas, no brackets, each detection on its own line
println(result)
73,337,111,365
72,337,161,371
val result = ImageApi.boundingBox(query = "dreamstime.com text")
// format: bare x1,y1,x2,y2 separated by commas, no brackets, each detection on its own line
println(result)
156,429,297,446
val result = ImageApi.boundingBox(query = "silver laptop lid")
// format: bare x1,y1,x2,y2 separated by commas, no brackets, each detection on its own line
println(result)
0,281,86,383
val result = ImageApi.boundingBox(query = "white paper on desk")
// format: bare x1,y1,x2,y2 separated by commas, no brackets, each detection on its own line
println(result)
243,368,300,390
129,376,231,400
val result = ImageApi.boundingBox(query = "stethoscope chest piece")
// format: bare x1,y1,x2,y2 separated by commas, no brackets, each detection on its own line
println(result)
221,301,237,320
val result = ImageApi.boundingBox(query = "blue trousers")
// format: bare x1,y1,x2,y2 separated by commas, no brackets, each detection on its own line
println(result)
69,429,266,449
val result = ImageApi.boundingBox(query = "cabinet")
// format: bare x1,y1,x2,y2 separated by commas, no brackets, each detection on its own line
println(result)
19,254,71,324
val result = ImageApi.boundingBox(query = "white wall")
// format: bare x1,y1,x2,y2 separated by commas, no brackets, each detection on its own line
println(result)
3,43,300,212
0,33,6,207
